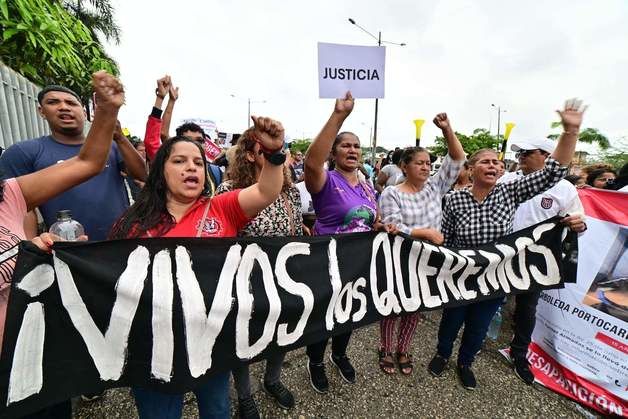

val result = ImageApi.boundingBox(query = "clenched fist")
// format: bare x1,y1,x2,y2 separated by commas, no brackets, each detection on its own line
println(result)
92,71,124,111
251,116,285,153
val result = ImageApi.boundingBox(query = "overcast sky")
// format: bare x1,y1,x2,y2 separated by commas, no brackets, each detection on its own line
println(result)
107,0,628,155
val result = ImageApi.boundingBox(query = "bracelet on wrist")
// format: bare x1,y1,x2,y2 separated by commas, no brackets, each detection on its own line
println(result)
263,150,287,166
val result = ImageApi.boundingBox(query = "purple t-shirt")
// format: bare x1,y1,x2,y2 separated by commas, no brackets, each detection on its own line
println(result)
312,170,377,235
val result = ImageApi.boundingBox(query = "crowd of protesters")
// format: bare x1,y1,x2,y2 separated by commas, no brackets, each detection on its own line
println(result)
0,71,626,419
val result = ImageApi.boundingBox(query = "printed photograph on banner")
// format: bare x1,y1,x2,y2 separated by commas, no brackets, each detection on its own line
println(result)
583,227,628,322
317,42,385,98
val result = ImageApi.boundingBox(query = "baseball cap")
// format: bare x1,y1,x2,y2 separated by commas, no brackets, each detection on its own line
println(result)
510,138,556,154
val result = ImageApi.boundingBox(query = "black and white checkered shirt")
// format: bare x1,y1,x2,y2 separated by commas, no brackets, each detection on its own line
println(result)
442,158,568,247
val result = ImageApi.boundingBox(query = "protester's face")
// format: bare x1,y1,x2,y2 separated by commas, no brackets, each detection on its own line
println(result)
245,141,265,171
404,152,431,183
295,151,303,162
333,134,361,171
135,143,146,160
496,161,505,178
163,142,206,202
38,91,85,135
457,166,472,185
517,149,547,175
472,151,500,185
593,172,616,189
181,130,205,144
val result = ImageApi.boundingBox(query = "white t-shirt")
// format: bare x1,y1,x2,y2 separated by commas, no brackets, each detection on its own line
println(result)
295,181,314,215
381,164,404,186
499,171,584,232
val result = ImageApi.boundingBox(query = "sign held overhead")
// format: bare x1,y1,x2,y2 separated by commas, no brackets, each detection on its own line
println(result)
318,42,385,98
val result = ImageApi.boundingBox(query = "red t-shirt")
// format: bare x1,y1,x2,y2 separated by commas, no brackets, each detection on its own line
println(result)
145,190,249,238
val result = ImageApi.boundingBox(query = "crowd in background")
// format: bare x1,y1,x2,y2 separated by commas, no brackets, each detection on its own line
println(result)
0,71,626,419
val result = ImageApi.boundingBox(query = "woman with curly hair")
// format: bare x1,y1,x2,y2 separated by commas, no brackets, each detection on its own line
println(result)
216,129,302,419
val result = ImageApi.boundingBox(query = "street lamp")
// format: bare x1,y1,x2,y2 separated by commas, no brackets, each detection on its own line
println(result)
231,94,267,128
348,18,406,160
491,104,508,159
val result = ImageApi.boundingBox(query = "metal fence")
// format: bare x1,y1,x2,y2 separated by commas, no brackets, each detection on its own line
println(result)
0,62,49,150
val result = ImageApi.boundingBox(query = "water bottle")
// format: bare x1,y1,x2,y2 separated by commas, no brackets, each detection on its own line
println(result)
49,210,85,241
487,307,503,340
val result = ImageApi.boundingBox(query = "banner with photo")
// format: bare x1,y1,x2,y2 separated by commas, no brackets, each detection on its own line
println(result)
0,219,574,417
530,189,627,417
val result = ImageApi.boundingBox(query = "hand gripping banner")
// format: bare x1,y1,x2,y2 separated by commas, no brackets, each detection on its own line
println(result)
0,218,576,417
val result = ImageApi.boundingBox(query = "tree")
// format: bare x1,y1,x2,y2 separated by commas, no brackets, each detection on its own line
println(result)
428,128,501,157
0,0,118,99
287,139,312,154
590,137,628,170
548,123,610,149
61,0,121,45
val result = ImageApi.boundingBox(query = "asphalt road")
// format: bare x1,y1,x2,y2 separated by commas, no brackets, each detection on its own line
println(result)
74,302,598,418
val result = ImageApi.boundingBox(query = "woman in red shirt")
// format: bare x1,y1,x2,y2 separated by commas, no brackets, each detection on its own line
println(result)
109,116,286,419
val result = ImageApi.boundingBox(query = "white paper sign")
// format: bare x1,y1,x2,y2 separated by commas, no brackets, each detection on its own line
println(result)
318,42,385,99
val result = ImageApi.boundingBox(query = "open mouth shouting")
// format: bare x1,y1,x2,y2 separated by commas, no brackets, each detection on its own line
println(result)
183,175,200,188
484,169,497,180
58,113,75,122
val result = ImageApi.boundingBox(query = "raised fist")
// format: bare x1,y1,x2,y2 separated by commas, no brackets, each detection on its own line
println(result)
169,85,179,101
92,71,124,110
251,116,285,153
156,75,170,98
433,113,451,131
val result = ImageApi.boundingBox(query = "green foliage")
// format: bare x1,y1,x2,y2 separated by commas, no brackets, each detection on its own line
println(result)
591,137,628,170
62,0,121,45
428,128,501,157
548,123,610,149
0,0,118,99
288,139,312,154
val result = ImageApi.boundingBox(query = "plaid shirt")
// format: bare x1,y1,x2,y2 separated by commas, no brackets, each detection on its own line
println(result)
442,157,568,247
379,155,464,234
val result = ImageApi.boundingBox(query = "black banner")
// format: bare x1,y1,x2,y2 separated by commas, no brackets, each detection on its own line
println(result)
0,218,576,417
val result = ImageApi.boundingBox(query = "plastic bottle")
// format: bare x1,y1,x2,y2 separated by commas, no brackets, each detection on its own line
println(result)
487,307,503,340
49,210,85,241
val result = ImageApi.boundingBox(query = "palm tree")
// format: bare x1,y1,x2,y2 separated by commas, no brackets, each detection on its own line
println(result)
548,123,610,150
60,0,121,45
59,0,121,117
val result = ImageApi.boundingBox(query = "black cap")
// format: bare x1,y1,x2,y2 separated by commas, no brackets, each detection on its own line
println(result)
38,85,82,104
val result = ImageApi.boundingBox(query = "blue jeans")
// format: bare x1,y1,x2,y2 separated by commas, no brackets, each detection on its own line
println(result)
133,371,230,419
436,298,502,366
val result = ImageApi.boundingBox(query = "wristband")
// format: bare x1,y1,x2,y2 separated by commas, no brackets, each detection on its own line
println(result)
264,150,287,166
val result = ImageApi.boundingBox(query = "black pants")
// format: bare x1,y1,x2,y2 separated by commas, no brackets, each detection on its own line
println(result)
22,400,72,419
306,332,352,364
510,289,542,362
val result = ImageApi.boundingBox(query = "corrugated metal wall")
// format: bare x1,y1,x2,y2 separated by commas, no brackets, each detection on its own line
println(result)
0,62,49,150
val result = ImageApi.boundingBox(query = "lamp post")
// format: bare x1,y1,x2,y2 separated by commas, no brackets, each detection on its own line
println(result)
491,103,508,156
231,94,267,128
348,18,405,161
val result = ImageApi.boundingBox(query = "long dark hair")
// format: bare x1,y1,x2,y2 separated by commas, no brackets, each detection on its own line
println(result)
109,136,210,239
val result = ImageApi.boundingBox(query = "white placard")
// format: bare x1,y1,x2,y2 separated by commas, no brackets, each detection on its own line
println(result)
317,42,385,98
